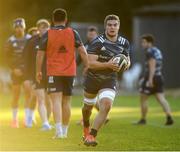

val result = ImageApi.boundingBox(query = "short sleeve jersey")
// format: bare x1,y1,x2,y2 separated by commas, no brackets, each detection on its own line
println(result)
86,34,130,81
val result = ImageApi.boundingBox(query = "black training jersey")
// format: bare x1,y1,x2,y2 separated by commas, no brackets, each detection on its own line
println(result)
86,34,130,81
5,34,31,69
144,47,163,77
24,35,46,81
76,39,96,66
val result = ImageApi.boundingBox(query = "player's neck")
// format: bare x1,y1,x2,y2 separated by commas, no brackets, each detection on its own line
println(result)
148,44,153,48
105,33,118,42
54,22,66,27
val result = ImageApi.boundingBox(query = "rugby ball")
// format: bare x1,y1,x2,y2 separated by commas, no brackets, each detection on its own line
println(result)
112,54,128,72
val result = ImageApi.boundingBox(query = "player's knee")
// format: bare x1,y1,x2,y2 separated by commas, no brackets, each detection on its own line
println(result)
100,99,112,113
83,96,97,106
37,99,44,106
37,95,45,103
99,89,116,103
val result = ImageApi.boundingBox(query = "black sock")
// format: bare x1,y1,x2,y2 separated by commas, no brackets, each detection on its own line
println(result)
90,128,97,137
83,120,90,128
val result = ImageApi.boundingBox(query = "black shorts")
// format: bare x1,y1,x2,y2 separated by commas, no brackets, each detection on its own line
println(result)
139,75,164,95
83,76,117,94
11,73,25,85
47,76,74,95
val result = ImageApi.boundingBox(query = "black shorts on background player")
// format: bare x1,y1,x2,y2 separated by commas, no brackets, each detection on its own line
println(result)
139,75,164,95
140,47,164,95
23,35,47,89
47,76,74,95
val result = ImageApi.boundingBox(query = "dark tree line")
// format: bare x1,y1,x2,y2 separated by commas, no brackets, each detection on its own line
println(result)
0,0,179,63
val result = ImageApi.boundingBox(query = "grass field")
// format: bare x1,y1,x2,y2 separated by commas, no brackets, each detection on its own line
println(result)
0,93,180,151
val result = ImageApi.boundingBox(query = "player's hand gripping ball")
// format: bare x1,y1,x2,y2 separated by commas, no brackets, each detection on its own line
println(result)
112,54,130,72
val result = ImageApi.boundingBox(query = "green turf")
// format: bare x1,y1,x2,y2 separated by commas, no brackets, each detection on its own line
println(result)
0,93,180,151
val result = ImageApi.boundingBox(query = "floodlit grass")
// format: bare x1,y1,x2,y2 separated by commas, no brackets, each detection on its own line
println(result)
0,93,180,151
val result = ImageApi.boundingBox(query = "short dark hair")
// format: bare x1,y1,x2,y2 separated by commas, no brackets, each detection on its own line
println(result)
104,14,120,25
141,34,155,44
87,26,98,33
52,8,67,22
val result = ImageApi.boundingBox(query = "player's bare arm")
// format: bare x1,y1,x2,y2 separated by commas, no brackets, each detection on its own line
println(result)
88,54,119,72
148,58,156,87
77,45,89,74
36,50,45,83
125,56,131,69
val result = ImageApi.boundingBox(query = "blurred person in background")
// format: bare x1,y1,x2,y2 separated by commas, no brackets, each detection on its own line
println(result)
24,19,52,130
76,26,98,66
137,34,174,125
28,27,39,36
4,18,32,128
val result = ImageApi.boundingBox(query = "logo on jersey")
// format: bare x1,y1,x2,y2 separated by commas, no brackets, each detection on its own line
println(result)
118,37,126,45
98,36,105,43
101,46,106,51
58,45,67,53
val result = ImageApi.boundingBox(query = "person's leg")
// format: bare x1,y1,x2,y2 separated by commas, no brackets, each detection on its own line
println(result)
36,89,47,123
45,94,52,119
84,89,115,146
34,89,52,130
95,100,110,125
62,95,71,137
77,97,109,126
82,92,97,138
155,93,173,125
61,76,75,137
29,94,37,123
23,80,32,125
138,93,149,123
11,84,21,128
138,77,150,124
91,97,112,131
94,102,99,111
27,92,37,127
50,92,63,137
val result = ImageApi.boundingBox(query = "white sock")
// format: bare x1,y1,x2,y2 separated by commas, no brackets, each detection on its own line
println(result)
12,108,18,121
62,125,68,137
29,109,34,119
43,121,50,126
31,110,36,122
55,123,63,135
25,108,30,124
